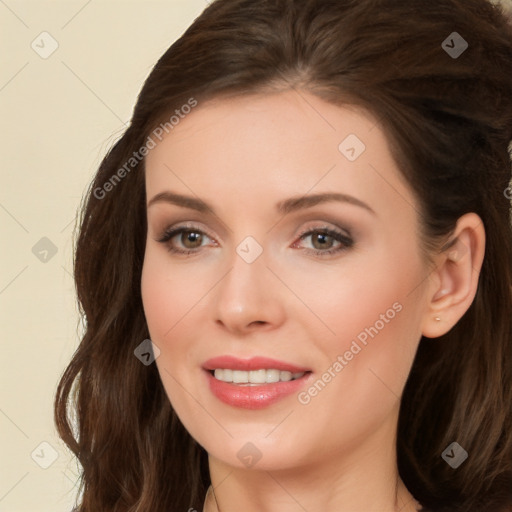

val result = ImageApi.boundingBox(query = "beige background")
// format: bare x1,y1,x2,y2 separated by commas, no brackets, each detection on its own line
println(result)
1,1,511,511
0,2,209,511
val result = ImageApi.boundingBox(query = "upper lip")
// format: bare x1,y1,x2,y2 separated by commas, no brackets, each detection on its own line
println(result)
203,355,311,373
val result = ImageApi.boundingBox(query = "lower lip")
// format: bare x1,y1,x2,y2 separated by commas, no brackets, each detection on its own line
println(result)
205,370,312,410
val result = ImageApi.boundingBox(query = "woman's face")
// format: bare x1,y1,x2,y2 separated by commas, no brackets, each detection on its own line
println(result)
141,90,433,471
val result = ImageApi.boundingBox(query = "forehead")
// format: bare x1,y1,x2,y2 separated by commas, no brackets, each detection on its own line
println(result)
147,90,377,153
144,90,415,222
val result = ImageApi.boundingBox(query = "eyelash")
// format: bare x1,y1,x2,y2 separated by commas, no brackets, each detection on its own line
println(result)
156,224,354,257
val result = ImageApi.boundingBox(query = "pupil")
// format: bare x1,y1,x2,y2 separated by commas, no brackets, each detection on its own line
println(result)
313,233,332,250
183,231,202,248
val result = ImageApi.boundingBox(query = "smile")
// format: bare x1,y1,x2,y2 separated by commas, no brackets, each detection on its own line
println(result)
211,368,306,384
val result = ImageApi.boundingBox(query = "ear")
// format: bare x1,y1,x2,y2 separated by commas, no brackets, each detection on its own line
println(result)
420,212,486,339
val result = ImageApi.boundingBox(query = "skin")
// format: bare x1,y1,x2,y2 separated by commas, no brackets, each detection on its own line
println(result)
141,90,485,512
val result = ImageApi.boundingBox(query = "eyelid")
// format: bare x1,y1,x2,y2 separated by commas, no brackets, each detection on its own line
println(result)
294,222,352,241
156,222,217,243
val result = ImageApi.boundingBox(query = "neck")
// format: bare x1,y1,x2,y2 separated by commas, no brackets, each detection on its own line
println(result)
206,420,419,512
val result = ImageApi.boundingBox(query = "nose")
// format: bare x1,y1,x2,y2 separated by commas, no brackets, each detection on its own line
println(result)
212,249,286,335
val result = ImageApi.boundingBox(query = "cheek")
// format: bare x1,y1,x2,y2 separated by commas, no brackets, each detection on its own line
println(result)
292,283,421,451
141,250,209,341
141,251,204,415
141,262,176,340
140,247,222,406
288,244,424,388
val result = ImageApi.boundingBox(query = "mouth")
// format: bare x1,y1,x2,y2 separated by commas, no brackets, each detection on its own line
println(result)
202,355,313,409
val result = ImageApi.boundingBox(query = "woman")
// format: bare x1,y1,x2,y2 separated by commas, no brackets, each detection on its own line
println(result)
55,0,512,511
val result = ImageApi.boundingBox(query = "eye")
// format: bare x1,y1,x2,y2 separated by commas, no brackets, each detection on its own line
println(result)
155,224,353,257
156,225,215,255
293,227,353,256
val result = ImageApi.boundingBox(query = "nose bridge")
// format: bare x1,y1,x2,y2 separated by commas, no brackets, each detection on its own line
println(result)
212,236,285,331
219,240,268,303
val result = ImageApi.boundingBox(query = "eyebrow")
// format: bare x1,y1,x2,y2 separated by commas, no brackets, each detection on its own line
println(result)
276,192,375,216
147,191,376,216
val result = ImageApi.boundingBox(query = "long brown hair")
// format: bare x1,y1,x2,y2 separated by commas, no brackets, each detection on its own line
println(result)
54,0,512,510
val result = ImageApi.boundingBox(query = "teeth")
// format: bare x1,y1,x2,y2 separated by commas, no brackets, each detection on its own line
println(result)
213,369,305,384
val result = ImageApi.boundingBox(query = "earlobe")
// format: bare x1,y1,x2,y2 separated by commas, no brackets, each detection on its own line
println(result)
421,213,486,339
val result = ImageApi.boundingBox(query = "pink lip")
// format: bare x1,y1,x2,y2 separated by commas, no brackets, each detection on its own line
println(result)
202,355,313,410
202,355,310,373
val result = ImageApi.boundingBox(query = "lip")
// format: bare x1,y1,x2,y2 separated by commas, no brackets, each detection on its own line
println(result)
202,356,313,410
202,355,311,373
